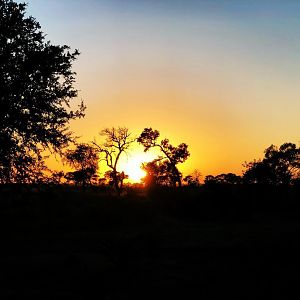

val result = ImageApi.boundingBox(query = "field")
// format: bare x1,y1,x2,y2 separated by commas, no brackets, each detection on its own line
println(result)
1,185,300,299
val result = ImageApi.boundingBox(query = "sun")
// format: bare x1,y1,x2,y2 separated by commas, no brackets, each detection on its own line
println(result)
123,157,146,182
119,151,158,183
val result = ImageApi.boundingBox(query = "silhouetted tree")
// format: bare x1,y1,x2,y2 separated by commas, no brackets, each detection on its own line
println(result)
141,159,177,187
243,143,300,185
204,173,242,185
141,160,159,187
65,169,98,186
93,127,134,193
104,170,128,191
183,169,202,187
64,143,98,186
242,160,272,185
50,170,65,185
222,173,242,184
0,148,49,184
137,128,189,187
0,0,85,183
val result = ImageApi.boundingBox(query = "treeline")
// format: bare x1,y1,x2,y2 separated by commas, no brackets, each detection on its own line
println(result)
204,143,300,186
1,124,300,193
56,140,300,189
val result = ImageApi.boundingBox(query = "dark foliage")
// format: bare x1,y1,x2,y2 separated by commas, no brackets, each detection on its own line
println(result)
138,128,189,187
243,143,300,185
183,169,202,187
64,143,98,186
142,159,177,187
204,173,242,185
49,170,65,184
0,0,85,183
104,170,128,191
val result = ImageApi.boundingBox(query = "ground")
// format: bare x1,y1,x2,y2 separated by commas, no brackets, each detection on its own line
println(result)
0,185,299,299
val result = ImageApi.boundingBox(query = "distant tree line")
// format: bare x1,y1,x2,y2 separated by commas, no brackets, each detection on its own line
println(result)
204,143,300,187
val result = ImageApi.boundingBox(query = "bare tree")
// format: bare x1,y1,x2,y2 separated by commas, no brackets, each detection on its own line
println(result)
93,127,135,193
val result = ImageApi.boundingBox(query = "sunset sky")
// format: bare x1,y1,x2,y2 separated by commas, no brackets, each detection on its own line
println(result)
22,0,300,178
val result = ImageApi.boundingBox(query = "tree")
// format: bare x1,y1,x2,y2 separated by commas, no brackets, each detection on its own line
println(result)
183,169,202,187
204,173,242,185
64,143,98,186
137,128,190,187
0,0,85,183
141,159,176,187
104,170,128,191
93,127,134,193
242,159,273,185
243,143,300,185
0,149,49,184
50,170,65,185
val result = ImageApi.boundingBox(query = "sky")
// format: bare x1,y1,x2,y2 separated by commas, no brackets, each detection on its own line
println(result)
21,0,300,178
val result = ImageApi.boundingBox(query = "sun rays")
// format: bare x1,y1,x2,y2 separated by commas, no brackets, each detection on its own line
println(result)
118,151,158,183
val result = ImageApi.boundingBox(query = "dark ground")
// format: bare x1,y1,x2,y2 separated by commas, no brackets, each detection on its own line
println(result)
0,185,300,299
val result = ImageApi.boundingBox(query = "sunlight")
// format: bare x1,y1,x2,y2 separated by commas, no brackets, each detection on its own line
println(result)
123,157,146,182
119,151,158,183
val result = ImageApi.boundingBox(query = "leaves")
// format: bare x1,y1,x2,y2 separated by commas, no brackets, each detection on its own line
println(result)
63,143,99,186
138,128,190,187
0,0,85,182
243,143,300,185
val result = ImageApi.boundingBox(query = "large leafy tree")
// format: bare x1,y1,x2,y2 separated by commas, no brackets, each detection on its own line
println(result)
141,159,175,187
243,143,300,185
137,128,190,187
0,0,85,183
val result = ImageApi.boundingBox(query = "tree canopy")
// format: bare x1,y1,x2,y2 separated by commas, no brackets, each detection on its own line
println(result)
0,0,85,183
137,128,190,187
141,159,175,187
64,144,99,186
204,173,242,185
93,127,135,192
243,143,300,185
